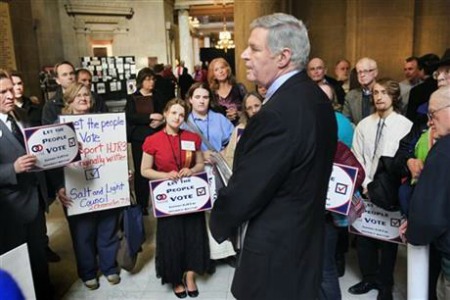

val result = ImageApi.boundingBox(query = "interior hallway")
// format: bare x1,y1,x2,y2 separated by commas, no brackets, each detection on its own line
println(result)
46,202,407,300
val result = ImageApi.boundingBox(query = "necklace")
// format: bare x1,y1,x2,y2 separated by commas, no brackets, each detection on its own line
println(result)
164,130,182,171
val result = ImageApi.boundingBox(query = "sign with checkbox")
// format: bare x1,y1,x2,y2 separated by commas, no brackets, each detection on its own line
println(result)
325,163,359,215
60,113,131,216
350,201,404,244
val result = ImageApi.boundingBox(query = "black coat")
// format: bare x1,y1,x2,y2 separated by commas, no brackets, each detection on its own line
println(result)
210,71,337,299
406,77,437,127
407,135,450,259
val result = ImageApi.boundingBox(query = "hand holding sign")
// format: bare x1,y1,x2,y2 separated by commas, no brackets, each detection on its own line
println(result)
14,154,37,173
57,188,73,208
178,168,194,178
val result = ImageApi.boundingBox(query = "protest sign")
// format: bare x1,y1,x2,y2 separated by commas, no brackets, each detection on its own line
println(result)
349,200,404,244
0,243,35,299
59,113,130,216
326,163,358,215
150,172,212,218
24,122,80,170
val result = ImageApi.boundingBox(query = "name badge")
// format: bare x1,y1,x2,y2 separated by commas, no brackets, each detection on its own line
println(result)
181,140,196,151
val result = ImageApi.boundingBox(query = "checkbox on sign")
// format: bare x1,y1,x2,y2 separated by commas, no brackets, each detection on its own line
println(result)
85,167,100,180
335,183,348,195
391,218,401,227
68,137,76,147
196,187,206,196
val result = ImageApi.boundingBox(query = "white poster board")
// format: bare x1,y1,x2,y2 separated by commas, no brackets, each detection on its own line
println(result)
349,200,404,244
325,163,358,215
59,113,130,216
0,243,35,299
149,172,212,218
24,122,80,170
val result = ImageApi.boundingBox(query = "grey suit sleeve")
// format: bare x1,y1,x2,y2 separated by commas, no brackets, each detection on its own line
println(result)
342,94,353,122
0,163,18,186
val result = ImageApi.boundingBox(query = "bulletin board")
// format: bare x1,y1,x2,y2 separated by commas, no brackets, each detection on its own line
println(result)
80,56,137,100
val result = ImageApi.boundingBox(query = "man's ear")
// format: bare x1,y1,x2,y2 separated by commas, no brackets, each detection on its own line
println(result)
277,48,292,68
55,77,61,86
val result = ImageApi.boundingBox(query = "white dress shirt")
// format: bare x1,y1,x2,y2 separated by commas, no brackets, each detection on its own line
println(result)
352,111,412,188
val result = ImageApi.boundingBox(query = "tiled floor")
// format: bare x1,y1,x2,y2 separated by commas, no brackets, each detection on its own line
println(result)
46,202,407,299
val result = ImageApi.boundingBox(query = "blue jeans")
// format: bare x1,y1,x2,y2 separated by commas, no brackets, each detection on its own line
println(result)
319,219,341,300
67,208,120,281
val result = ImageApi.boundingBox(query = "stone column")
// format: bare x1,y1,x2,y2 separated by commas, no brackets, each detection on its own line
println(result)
234,0,284,90
193,36,200,66
204,36,211,48
177,9,194,73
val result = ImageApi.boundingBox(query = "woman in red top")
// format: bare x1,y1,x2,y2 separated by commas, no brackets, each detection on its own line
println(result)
141,99,209,298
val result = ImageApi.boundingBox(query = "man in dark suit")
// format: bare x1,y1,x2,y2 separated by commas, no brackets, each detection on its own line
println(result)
0,70,52,299
210,13,337,299
405,53,440,127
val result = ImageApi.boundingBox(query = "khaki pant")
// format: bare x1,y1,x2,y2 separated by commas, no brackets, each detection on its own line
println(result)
437,272,450,300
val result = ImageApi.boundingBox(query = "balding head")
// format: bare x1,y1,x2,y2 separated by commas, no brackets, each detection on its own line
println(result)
356,57,378,88
307,57,326,83
428,86,450,139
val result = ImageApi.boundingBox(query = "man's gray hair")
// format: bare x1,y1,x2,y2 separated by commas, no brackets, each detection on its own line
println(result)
250,13,310,70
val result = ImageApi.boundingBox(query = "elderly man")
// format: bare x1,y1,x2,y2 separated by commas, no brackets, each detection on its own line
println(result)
406,86,450,300
307,57,346,105
343,57,378,124
0,69,52,299
335,59,351,93
433,49,450,89
210,13,337,299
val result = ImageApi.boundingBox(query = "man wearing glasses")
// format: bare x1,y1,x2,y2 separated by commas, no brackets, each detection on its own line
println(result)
343,57,378,124
433,49,450,89
405,85,450,300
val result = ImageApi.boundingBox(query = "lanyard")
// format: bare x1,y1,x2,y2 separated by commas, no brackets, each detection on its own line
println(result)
165,130,182,171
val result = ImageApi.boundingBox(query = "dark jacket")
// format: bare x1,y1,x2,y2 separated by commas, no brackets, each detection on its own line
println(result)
367,156,402,211
210,71,337,299
407,135,450,258
20,96,43,127
406,77,437,127
124,90,165,143
41,87,64,125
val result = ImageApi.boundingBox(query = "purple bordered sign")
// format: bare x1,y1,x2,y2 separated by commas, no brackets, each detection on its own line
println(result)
149,172,212,218
24,122,80,171
325,163,359,215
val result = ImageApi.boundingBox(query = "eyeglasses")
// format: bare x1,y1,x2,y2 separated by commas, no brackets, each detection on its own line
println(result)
432,68,450,80
427,104,450,120
357,69,375,76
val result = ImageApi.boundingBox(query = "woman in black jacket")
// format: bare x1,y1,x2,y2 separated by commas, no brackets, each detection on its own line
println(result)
125,68,167,212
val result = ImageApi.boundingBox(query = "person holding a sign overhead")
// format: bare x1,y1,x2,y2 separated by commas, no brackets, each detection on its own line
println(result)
52,82,121,290
141,98,209,298
0,70,53,299
125,67,166,214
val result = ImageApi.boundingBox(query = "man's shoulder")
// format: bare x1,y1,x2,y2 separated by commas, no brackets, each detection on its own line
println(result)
345,89,361,100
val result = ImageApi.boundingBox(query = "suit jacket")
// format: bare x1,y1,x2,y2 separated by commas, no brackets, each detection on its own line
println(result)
406,77,438,127
0,107,47,224
210,71,337,299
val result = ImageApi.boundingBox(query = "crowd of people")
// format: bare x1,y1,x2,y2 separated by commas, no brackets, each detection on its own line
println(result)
1,11,450,300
